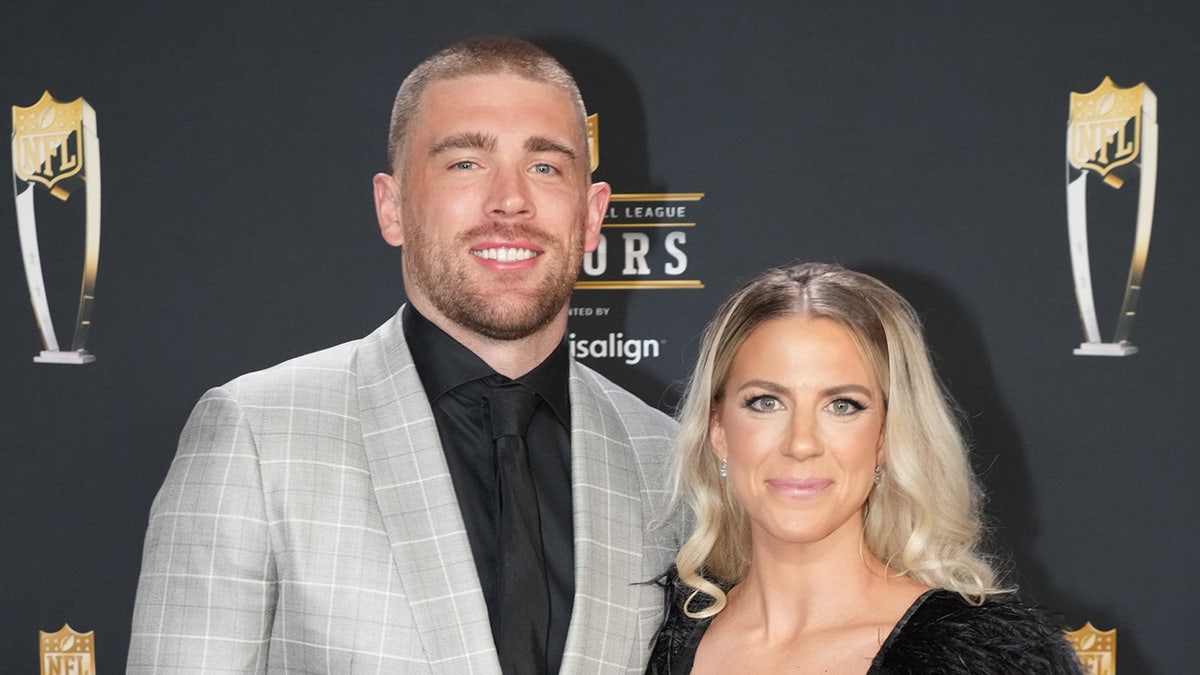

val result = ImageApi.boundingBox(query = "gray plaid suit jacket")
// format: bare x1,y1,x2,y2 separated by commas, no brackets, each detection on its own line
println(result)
129,309,680,673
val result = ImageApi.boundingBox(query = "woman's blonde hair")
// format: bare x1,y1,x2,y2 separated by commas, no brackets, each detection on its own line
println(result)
672,263,1002,617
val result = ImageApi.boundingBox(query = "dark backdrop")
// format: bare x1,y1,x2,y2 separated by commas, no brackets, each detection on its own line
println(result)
3,2,1197,672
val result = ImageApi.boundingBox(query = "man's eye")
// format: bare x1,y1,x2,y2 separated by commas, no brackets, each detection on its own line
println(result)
452,161,477,170
532,163,556,175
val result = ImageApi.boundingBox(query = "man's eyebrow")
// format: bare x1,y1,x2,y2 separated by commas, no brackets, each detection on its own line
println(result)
525,135,577,160
429,132,496,156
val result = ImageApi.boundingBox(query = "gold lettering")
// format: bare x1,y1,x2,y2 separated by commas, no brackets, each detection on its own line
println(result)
17,136,38,176
42,653,89,675
1112,120,1134,160
57,132,78,172
16,130,77,182
1072,123,1106,165
1095,121,1120,163
44,653,66,675
1072,118,1137,167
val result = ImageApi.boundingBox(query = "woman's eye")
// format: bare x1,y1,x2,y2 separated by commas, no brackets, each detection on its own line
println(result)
745,395,781,412
829,398,865,416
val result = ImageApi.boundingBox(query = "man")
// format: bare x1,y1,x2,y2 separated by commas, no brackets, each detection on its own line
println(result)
129,36,679,673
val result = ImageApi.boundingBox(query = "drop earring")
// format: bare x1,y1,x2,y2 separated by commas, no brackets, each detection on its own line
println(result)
719,456,728,478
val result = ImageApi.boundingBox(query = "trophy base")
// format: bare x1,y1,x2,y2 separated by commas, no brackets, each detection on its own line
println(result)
1073,342,1138,357
34,350,96,365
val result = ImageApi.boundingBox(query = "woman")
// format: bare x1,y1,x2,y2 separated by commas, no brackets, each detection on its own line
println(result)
649,263,1082,674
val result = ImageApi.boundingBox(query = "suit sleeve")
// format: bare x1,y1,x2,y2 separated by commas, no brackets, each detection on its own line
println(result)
128,387,277,673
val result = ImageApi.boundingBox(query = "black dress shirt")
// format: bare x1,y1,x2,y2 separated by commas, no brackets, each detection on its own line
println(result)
403,305,574,673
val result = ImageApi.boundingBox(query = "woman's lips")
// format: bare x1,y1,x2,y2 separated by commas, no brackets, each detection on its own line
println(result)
765,478,833,497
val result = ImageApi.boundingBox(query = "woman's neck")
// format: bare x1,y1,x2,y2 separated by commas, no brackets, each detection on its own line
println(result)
722,523,920,642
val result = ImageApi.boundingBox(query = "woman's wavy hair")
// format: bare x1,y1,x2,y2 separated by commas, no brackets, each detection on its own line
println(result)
671,263,1003,617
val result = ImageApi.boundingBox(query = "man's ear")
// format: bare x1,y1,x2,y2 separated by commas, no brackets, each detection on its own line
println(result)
582,181,611,253
373,173,404,247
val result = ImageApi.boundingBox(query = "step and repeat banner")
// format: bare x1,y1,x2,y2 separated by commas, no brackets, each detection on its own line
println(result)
3,3,1197,672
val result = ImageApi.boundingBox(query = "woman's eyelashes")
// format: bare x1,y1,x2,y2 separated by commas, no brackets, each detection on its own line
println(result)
741,393,782,412
738,393,870,416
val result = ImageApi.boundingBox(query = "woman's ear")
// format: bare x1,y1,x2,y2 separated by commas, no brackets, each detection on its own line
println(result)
709,408,727,458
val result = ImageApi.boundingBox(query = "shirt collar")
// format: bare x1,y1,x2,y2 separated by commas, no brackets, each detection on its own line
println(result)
402,304,571,426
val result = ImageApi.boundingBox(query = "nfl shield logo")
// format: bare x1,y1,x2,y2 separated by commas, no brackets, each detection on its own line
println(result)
1067,77,1147,179
12,91,88,199
39,624,96,675
1065,622,1116,675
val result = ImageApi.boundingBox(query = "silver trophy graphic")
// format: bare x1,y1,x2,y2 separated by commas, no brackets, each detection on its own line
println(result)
1065,77,1157,357
12,92,101,364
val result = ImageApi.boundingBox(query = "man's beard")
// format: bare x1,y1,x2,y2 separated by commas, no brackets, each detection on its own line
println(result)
401,212,584,341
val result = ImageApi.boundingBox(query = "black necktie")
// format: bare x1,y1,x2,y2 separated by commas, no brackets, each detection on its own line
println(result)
489,382,549,674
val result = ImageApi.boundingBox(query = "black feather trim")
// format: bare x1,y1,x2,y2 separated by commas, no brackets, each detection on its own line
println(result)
868,590,1085,674
646,569,1084,675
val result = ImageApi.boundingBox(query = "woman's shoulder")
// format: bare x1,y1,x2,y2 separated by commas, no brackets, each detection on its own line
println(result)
645,567,722,675
871,589,1085,674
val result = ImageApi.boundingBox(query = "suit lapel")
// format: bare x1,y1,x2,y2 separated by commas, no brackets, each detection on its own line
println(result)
562,364,644,671
355,311,500,674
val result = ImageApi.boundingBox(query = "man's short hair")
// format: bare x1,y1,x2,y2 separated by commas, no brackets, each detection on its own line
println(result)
387,35,587,175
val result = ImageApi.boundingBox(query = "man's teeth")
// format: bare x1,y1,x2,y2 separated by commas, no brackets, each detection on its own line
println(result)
472,247,538,262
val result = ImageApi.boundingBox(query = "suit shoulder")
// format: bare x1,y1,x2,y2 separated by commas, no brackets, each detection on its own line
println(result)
214,339,362,405
572,361,677,436
176,337,374,466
